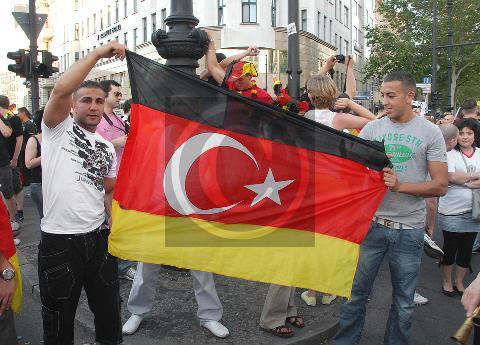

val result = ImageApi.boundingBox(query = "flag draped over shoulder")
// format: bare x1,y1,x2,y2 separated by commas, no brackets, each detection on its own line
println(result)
0,199,22,312
109,51,390,297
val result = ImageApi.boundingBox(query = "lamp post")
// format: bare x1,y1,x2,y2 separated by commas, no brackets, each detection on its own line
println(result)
151,0,209,76
286,0,301,99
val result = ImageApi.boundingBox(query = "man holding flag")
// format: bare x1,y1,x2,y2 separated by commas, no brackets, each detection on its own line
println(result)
333,71,448,345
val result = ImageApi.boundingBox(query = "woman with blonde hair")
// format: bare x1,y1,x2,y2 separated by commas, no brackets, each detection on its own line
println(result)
301,74,375,307
304,75,375,131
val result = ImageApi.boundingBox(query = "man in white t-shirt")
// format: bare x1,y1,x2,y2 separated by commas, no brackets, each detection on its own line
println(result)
39,42,126,345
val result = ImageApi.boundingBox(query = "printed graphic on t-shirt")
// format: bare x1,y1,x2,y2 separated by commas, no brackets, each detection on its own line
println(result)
64,122,113,191
371,132,423,172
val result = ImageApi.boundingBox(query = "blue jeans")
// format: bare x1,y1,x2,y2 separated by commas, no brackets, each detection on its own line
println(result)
333,222,424,345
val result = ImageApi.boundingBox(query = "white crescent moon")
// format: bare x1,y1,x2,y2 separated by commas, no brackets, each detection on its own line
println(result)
164,132,258,215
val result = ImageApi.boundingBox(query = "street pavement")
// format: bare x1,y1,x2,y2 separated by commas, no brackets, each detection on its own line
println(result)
13,195,480,344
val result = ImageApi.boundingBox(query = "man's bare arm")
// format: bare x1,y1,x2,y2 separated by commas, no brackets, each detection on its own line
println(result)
345,56,356,98
219,46,259,68
0,120,11,138
10,136,23,167
204,32,226,85
43,42,126,129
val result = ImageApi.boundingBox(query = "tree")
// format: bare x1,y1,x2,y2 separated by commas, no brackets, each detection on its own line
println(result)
364,0,480,111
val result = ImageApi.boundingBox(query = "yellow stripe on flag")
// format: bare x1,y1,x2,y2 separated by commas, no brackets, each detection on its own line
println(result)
109,201,359,297
8,253,22,313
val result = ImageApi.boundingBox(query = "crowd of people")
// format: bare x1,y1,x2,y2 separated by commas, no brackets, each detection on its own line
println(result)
1,38,480,345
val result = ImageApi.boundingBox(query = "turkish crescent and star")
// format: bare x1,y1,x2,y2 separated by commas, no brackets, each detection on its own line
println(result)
163,132,295,216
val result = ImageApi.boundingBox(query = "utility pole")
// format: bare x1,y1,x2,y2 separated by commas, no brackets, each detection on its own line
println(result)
29,0,39,114
286,0,301,99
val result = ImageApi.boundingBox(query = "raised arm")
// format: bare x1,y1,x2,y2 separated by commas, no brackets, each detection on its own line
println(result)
318,56,337,76
345,56,356,98
219,46,260,68
205,32,226,85
334,98,376,120
43,42,126,129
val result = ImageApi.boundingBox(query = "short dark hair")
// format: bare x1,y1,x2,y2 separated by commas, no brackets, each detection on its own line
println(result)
72,80,106,100
33,108,44,133
0,95,10,109
17,107,32,119
455,118,479,150
383,71,416,94
462,99,478,115
99,80,121,94
215,53,226,63
122,99,131,114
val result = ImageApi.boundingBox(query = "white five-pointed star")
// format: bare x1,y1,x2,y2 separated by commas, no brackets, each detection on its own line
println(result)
244,169,294,207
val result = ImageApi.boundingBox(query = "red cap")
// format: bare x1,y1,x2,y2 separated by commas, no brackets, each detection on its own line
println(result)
226,61,258,84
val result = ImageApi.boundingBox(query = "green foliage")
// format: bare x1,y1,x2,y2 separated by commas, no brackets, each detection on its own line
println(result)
364,0,480,109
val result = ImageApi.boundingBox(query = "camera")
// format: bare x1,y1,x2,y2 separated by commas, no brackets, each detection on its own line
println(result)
335,54,346,63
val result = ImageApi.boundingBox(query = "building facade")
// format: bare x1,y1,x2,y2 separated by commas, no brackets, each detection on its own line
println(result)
43,0,377,107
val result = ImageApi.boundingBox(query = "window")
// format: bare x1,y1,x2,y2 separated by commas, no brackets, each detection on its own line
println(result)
324,15,327,41
352,0,358,16
317,11,321,37
345,40,349,55
242,0,257,23
335,0,338,19
74,23,79,40
271,0,277,27
87,17,90,35
100,10,103,30
124,0,127,18
353,26,358,42
115,0,119,22
161,8,166,30
301,9,307,31
344,6,349,27
339,35,342,52
75,52,79,62
339,1,342,22
93,14,96,33
218,0,226,26
151,12,156,34
108,5,111,26
142,17,147,43
133,28,137,51
124,31,128,48
335,33,338,47
133,0,137,14
329,20,332,43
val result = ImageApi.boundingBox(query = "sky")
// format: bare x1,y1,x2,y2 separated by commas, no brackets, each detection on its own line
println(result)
1,0,33,70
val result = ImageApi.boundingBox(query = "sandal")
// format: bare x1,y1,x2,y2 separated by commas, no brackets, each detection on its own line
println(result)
262,325,294,337
286,315,305,328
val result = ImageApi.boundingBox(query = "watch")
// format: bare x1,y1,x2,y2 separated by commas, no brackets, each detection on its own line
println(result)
0,268,15,281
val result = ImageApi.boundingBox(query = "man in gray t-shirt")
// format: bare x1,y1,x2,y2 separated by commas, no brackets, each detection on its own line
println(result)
334,71,448,345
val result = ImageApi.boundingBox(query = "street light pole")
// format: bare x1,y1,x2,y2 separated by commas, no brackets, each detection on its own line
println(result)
446,0,453,111
286,0,301,99
431,0,438,115
29,0,39,114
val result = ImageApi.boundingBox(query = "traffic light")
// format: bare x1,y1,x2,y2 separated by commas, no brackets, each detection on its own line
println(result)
36,51,59,78
7,49,28,78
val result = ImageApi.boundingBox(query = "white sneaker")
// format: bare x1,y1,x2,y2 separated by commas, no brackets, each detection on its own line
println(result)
120,266,136,281
13,238,21,246
201,320,229,338
11,221,20,232
122,314,143,335
423,233,444,260
414,291,428,305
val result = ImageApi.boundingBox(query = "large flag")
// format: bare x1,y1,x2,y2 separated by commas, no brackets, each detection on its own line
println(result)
0,199,22,312
109,51,389,297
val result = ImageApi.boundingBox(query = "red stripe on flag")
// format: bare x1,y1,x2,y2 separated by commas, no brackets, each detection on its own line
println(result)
115,104,386,244
0,198,15,259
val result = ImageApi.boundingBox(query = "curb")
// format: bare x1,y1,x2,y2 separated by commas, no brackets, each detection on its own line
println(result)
17,247,338,344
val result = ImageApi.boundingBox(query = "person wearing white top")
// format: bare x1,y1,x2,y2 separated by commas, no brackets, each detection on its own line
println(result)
38,42,126,345
438,118,480,297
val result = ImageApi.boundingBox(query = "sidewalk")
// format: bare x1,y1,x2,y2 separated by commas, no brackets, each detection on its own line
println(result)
16,198,339,345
